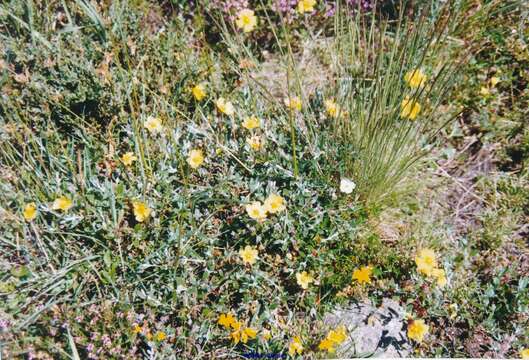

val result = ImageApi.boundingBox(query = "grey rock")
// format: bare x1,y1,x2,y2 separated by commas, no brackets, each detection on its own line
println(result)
324,298,412,358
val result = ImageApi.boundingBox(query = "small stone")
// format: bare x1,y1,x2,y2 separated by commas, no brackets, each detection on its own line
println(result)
324,298,412,358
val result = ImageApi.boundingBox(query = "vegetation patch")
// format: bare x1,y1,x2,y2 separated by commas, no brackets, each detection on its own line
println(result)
0,0,528,358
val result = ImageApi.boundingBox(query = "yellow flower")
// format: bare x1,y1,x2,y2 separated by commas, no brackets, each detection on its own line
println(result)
23,203,37,221
187,149,204,169
318,338,336,353
121,152,137,166
288,336,303,356
400,96,421,120
319,325,347,352
144,116,163,134
352,266,373,285
216,97,235,116
246,135,262,151
297,0,316,14
324,99,340,118
432,268,447,287
404,69,427,88
231,320,242,331
192,84,206,101
241,327,257,343
52,196,73,212
218,313,236,329
480,86,491,96
155,331,166,341
235,9,257,33
132,323,142,334
407,319,429,343
490,77,500,87
415,248,438,277
230,328,241,344
239,245,258,265
264,193,286,214
296,271,314,290
245,201,267,221
132,200,151,222
327,325,347,344
284,96,302,112
329,325,347,344
520,348,529,359
230,322,257,344
242,116,260,130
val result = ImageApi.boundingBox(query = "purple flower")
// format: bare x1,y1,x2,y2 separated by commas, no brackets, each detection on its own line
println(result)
326,0,373,16
101,334,111,347
0,319,9,331
209,0,250,14
126,311,135,322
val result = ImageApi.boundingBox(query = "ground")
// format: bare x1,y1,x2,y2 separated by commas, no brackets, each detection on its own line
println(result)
0,0,528,359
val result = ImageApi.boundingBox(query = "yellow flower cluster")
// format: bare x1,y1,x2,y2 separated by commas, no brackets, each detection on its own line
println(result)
242,116,263,151
131,323,166,342
400,69,426,120
297,0,316,14
192,83,207,101
480,76,501,97
404,69,427,88
233,0,315,19
288,336,303,356
242,116,260,130
24,197,156,224
52,196,73,212
318,325,347,353
415,248,447,287
407,319,429,343
144,116,163,134
245,193,286,221
155,331,166,341
296,271,314,289
121,152,137,166
217,313,257,344
121,147,205,172
235,9,257,33
22,196,72,221
187,149,205,169
324,98,348,118
239,245,258,265
216,97,235,116
246,135,262,151
23,203,38,221
400,96,421,120
352,265,373,285
284,96,302,112
132,200,151,222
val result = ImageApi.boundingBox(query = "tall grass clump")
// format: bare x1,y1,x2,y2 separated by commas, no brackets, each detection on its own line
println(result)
219,0,508,204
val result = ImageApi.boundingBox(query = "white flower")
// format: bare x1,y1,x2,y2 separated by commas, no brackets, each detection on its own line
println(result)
340,178,356,194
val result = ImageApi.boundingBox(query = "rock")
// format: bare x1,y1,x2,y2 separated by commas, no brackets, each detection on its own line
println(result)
324,298,412,358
